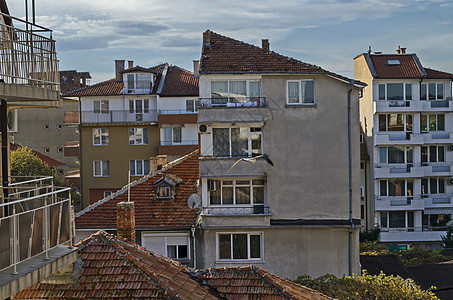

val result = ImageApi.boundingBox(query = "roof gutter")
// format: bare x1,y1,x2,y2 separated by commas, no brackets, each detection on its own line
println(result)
156,63,169,94
347,79,355,276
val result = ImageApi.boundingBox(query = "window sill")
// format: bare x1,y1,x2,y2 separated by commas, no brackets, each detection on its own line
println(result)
285,104,316,108
93,175,109,178
93,144,109,146
216,259,264,264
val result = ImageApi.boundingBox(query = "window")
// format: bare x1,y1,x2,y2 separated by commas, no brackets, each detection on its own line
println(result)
209,179,264,206
163,127,182,145
43,124,49,130
157,185,173,198
44,147,50,153
421,146,445,164
379,146,413,164
94,100,109,113
104,191,113,198
421,83,444,100
387,59,400,65
142,233,189,260
380,211,413,229
57,147,63,153
186,100,200,112
130,159,150,176
422,177,445,194
421,114,445,132
211,80,261,102
287,80,315,104
56,124,62,130
93,128,109,145
218,233,262,260
378,114,412,132
379,179,413,197
212,127,262,157
126,73,152,93
378,83,412,101
129,99,150,113
129,128,149,145
93,160,109,177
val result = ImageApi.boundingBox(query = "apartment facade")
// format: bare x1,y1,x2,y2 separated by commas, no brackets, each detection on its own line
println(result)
196,31,364,279
355,48,453,248
66,61,199,209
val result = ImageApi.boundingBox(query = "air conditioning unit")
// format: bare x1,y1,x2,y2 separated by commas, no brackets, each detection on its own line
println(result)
136,114,143,121
208,180,217,191
198,124,212,134
7,109,17,133
447,178,453,185
448,144,453,151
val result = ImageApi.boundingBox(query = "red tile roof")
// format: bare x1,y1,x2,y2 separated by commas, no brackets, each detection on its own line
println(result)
64,78,124,97
75,150,200,229
160,66,199,97
10,143,65,167
425,67,453,79
369,54,424,79
15,231,332,300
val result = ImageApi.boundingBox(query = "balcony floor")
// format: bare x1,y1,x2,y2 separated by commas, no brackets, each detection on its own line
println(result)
0,245,77,299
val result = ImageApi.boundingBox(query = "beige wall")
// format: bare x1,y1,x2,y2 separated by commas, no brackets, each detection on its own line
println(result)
80,124,159,207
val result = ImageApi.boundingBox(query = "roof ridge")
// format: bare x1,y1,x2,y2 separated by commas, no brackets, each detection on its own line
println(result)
169,64,195,75
75,149,199,218
63,78,116,97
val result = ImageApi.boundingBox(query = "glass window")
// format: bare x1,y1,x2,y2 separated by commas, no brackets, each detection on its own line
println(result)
218,233,262,260
379,147,387,163
421,114,445,132
173,127,182,143
421,84,427,100
209,179,265,206
387,83,403,100
213,128,230,157
229,81,247,102
127,74,135,90
231,128,248,157
429,83,436,100
287,80,315,104
186,100,195,112
129,128,149,145
421,83,444,100
219,234,231,259
136,73,152,90
287,81,299,103
130,160,149,176
93,128,109,145
405,84,412,100
437,83,444,99
211,81,228,99
94,160,109,177
389,211,405,228
378,84,385,100
213,127,262,157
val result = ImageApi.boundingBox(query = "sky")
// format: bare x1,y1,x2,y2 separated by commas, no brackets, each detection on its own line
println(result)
7,0,453,84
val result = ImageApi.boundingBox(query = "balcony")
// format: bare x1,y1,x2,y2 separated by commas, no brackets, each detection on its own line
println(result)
379,228,446,243
422,99,453,111
123,80,152,95
421,162,452,176
158,110,197,125
424,194,453,208
374,100,423,113
199,97,266,108
80,109,158,124
374,132,423,145
202,205,270,216
375,195,424,211
0,176,76,299
374,163,424,178
158,140,198,156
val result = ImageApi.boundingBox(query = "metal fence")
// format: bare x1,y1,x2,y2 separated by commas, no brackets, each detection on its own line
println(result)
199,97,267,108
202,205,269,215
0,176,72,274
0,12,59,90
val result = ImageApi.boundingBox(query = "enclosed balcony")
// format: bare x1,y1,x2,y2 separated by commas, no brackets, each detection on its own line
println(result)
374,163,424,178
80,109,158,124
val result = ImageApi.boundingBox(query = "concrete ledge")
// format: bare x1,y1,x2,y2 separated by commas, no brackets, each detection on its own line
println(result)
0,245,78,299
0,84,60,107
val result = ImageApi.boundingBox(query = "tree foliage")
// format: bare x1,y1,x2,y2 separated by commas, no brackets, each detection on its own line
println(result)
295,271,439,300
10,147,52,181
441,222,453,249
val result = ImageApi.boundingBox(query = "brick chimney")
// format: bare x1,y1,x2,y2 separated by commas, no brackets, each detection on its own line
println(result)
128,60,134,69
262,39,269,51
115,60,125,81
156,155,167,170
116,201,136,243
193,60,199,77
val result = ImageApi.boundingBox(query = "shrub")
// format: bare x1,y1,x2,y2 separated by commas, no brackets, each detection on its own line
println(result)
392,247,453,267
359,228,380,243
360,241,388,256
441,222,453,249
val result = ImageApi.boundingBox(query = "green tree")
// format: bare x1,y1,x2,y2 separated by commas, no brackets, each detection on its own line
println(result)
441,222,453,249
10,146,53,181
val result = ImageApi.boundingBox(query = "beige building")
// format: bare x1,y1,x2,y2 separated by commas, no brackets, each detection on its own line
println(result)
67,61,199,209
195,31,365,279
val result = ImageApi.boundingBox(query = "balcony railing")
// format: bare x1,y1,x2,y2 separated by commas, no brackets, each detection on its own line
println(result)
199,97,266,108
160,140,198,146
159,110,197,115
380,226,447,232
0,176,72,274
202,205,269,215
80,109,158,124
0,12,59,90
123,80,153,94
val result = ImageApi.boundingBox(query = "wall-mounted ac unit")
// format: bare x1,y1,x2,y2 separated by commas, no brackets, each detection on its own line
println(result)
198,124,212,134
447,178,453,185
208,180,216,191
448,144,453,151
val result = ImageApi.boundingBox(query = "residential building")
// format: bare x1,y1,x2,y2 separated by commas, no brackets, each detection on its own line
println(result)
65,61,199,208
74,150,200,266
196,31,365,279
0,1,75,298
14,230,332,299
355,47,453,248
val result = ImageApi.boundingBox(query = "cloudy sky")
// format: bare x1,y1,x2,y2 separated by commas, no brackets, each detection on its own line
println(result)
7,0,453,84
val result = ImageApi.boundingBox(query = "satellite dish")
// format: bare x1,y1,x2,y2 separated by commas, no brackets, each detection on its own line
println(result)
187,194,201,209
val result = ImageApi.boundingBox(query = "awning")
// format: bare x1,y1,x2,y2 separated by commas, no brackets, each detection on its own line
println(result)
424,208,453,215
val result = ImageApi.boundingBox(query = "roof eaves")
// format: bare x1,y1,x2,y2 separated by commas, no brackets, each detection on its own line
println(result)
156,63,169,94
363,53,378,78
412,54,427,77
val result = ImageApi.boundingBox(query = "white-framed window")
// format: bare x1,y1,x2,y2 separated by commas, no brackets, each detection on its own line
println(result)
129,99,150,113
421,83,444,100
129,128,149,145
126,73,152,93
378,146,413,164
157,185,173,198
379,179,413,197
217,232,263,261
421,114,445,133
186,99,200,112
421,177,445,194
209,179,264,206
163,127,182,145
211,80,261,101
380,211,414,229
93,160,109,177
212,127,262,157
378,114,412,132
130,159,150,176
93,128,109,145
387,59,400,65
286,80,315,104
94,100,109,114
378,83,412,101
142,232,189,260
421,145,445,164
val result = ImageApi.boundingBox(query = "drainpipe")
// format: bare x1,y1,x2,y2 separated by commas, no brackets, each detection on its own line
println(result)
1,100,8,213
191,226,196,268
347,80,355,276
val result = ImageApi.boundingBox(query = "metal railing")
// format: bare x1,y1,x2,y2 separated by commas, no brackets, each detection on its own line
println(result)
80,109,158,124
380,226,447,232
122,80,153,94
199,97,266,108
0,12,59,90
159,109,198,115
202,205,269,215
160,140,198,146
0,176,72,274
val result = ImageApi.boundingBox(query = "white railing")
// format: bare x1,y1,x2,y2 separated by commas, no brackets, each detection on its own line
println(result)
0,176,72,274
202,205,269,215
80,109,158,124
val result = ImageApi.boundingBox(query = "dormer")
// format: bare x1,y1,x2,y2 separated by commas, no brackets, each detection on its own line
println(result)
153,174,182,199
121,66,157,95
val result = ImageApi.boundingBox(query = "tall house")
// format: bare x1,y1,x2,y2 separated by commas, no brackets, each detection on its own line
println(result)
66,61,199,209
196,31,365,279
355,48,453,248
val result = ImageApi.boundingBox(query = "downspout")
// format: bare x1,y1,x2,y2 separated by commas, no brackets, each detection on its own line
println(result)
191,226,196,268
347,79,355,276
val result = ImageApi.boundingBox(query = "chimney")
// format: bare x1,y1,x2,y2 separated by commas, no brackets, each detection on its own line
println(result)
149,157,158,172
262,39,269,51
193,60,199,77
116,201,136,243
81,76,87,88
401,47,406,54
115,60,125,81
156,155,167,170
203,31,211,47
396,45,407,54
73,74,81,88
128,60,134,69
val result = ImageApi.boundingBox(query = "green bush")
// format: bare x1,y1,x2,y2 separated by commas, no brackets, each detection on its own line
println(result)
360,241,388,256
295,271,439,300
441,223,453,249
392,247,453,267
359,228,380,243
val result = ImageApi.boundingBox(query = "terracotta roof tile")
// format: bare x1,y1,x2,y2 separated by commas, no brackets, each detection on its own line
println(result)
160,66,199,97
425,67,453,79
75,150,200,229
64,78,124,97
10,143,65,167
369,54,424,79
